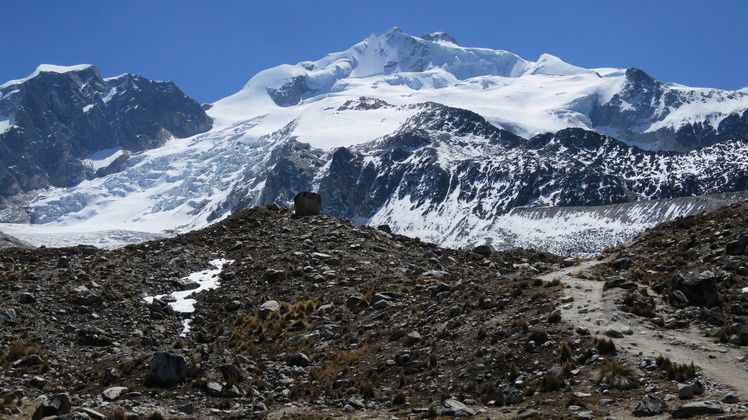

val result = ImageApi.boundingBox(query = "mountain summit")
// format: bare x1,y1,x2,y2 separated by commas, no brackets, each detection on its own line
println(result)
211,28,747,152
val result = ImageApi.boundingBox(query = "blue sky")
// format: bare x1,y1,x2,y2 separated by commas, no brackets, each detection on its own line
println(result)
2,0,746,103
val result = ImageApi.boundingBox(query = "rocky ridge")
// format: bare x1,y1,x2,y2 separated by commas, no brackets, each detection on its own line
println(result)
0,65,212,197
1,203,746,418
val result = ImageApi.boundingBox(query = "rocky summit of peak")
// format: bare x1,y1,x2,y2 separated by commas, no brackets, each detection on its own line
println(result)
419,31,458,45
1,203,746,418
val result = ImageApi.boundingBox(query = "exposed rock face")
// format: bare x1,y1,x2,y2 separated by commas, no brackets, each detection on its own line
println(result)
238,103,747,231
0,231,31,249
590,68,748,152
0,65,212,196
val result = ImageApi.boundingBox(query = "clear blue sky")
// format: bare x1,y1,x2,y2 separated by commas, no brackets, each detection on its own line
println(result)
2,0,746,104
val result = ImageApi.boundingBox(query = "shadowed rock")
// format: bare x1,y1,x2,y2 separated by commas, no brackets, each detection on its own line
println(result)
294,191,322,216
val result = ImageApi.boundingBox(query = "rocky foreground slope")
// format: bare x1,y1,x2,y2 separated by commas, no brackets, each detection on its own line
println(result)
0,203,746,419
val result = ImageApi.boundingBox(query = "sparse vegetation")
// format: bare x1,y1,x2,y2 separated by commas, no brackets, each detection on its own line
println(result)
594,359,639,390
656,355,698,382
595,337,617,355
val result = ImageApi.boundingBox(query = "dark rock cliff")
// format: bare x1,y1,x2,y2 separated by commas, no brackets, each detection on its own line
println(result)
0,65,212,196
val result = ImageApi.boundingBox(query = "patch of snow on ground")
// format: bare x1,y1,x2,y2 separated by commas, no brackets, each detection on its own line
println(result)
143,258,233,336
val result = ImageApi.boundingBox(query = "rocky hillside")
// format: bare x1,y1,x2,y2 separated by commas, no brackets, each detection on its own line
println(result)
1,203,746,419
0,65,212,196
0,230,29,249
598,201,748,345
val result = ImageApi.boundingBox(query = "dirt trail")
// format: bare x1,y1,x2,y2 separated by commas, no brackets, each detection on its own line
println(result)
540,259,748,398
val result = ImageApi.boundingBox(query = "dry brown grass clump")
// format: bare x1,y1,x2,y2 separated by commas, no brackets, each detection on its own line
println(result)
656,355,697,381
594,358,639,390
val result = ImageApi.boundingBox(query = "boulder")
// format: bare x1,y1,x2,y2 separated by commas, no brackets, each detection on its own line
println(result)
677,383,694,400
690,380,704,395
671,401,724,418
294,191,322,216
149,352,187,386
32,393,71,420
286,352,311,368
725,240,744,255
206,381,223,397
258,300,280,319
472,244,493,256
102,386,128,401
672,272,721,307
609,257,632,271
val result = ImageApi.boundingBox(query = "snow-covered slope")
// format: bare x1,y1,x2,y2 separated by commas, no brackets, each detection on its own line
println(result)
1,28,747,253
209,27,748,152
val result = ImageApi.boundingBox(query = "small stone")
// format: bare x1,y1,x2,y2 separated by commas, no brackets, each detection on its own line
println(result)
226,384,242,398
690,380,704,395
0,308,19,326
632,394,665,416
342,404,356,413
258,300,280,319
29,376,46,389
577,412,594,420
517,409,540,419
725,241,744,255
102,386,128,401
722,393,740,404
80,408,107,420
441,398,476,416
179,403,194,414
262,268,286,283
57,256,70,268
605,326,624,338
174,278,200,291
75,293,98,306
225,300,242,311
19,292,36,303
609,257,632,271
221,364,244,383
206,381,223,397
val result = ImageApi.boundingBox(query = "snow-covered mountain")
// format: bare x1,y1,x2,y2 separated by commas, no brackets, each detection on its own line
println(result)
210,27,748,152
1,28,747,253
0,64,212,197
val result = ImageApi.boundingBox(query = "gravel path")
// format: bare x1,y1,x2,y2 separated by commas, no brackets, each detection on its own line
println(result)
540,259,748,399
